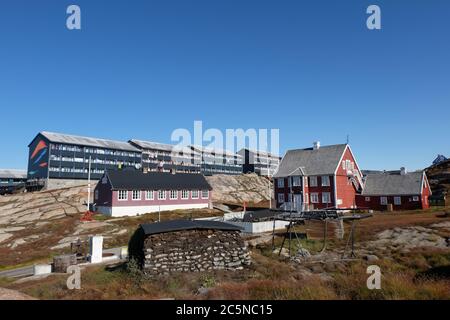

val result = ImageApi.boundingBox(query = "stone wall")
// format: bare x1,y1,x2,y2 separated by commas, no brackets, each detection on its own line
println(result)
142,229,251,275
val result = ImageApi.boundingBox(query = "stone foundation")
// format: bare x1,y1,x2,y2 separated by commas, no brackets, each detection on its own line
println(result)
142,229,251,275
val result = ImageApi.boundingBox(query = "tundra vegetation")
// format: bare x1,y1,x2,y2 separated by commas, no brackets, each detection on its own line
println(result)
2,209,449,300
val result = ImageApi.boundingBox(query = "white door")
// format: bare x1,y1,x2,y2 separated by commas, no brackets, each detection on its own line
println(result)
294,194,302,211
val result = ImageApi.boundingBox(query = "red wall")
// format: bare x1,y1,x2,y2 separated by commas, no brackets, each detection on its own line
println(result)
356,195,424,211
335,146,361,208
274,176,335,209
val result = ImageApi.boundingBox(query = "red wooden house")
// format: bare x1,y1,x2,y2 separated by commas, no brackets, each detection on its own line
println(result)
273,142,363,210
355,168,431,210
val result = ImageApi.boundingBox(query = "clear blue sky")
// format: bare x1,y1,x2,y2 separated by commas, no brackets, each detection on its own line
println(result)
0,0,448,171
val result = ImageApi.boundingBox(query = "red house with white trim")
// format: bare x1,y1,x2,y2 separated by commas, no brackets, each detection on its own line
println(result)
355,169,431,210
274,142,431,212
273,142,363,210
94,170,212,217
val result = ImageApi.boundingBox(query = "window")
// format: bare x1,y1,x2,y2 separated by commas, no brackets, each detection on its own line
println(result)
321,176,330,187
365,197,371,202
201,190,209,199
412,196,419,202
118,190,128,201
309,176,318,187
170,190,178,200
191,190,199,199
304,193,309,203
394,197,401,205
311,193,319,203
322,192,331,204
287,178,292,187
132,190,141,201
278,194,285,203
288,194,292,202
181,190,189,199
293,176,301,187
158,190,166,200
277,179,284,188
380,197,388,205
145,190,154,200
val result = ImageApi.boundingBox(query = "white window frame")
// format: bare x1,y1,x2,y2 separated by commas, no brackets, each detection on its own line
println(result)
181,190,189,199
310,193,319,203
322,192,331,204
277,179,285,188
412,196,419,202
380,197,388,205
278,193,285,203
365,197,371,202
158,190,166,200
201,190,209,199
132,190,141,201
293,176,301,187
309,176,318,187
118,190,128,201
145,190,154,200
394,197,401,205
191,190,199,199
170,190,178,200
321,176,330,187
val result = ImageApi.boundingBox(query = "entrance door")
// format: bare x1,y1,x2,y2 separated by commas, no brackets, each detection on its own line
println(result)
293,194,302,211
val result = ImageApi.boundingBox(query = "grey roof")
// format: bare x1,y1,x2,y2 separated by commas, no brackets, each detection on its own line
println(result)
0,169,27,179
361,171,424,196
190,145,242,158
237,148,281,159
140,220,242,235
107,170,212,190
37,132,140,152
274,144,348,177
129,139,174,152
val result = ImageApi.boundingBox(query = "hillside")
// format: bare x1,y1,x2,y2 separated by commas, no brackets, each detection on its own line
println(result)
426,158,450,198
0,174,270,267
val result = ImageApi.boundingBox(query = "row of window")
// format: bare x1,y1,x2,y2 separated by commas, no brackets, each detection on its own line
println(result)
365,196,419,205
278,192,332,204
277,176,331,188
117,190,209,201
50,167,105,174
50,144,140,158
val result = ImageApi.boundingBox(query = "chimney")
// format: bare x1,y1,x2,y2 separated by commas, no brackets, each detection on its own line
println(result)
400,167,407,175
313,141,320,150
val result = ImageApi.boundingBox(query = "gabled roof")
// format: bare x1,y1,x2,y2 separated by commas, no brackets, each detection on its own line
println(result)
32,132,140,152
274,144,348,177
106,170,212,191
129,139,174,152
0,169,27,179
361,171,424,196
140,220,242,235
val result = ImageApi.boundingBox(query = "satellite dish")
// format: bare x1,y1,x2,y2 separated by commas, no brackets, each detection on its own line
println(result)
135,164,142,170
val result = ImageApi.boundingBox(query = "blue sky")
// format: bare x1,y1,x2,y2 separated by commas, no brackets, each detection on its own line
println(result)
0,0,448,171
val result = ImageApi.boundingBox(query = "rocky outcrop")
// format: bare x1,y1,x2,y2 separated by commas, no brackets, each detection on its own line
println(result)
142,229,251,276
206,174,271,205
0,185,89,226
